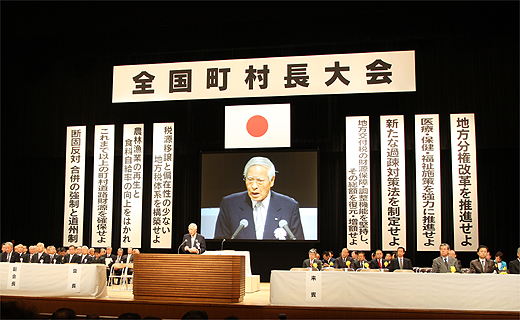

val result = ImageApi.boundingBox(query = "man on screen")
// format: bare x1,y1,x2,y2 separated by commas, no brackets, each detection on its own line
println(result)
214,156,304,240
182,223,206,254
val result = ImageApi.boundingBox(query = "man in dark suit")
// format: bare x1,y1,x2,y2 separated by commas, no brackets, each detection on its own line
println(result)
0,242,21,262
335,248,354,269
302,248,322,270
182,223,206,254
31,242,51,263
353,251,370,270
432,243,460,273
214,157,304,240
509,247,520,274
47,245,63,264
321,251,336,268
387,247,413,271
78,246,93,264
469,245,497,273
369,249,386,269
64,245,80,263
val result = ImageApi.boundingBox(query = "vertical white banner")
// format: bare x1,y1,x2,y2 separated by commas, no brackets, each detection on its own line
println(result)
91,125,115,247
150,123,174,249
450,114,479,252
63,126,86,246
6,264,21,290
380,115,406,251
121,124,144,248
415,114,441,251
305,271,322,302
67,264,81,292
346,116,371,251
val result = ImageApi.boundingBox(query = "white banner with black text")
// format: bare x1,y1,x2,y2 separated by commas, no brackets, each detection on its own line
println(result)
150,123,174,249
113,51,415,103
415,115,442,251
63,126,86,246
121,124,144,248
450,113,479,252
380,115,407,251
346,116,371,251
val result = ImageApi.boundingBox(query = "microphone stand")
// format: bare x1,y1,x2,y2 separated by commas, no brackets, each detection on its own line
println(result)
177,240,186,254
220,238,226,251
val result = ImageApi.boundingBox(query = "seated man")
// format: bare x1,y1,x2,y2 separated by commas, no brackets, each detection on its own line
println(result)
469,245,497,273
0,242,20,262
387,247,413,271
302,248,322,270
321,251,336,268
335,248,354,269
353,251,370,270
31,242,51,264
448,249,462,270
432,243,460,273
509,247,520,274
494,251,507,273
369,249,386,269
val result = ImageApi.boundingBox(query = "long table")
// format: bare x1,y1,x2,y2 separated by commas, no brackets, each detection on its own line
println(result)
270,270,520,312
0,262,108,298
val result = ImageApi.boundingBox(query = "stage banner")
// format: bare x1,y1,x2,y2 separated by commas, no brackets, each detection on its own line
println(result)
120,124,144,248
63,126,86,246
113,50,415,103
150,123,174,249
380,115,406,251
450,114,479,252
415,114,441,251
346,116,371,251
91,125,115,248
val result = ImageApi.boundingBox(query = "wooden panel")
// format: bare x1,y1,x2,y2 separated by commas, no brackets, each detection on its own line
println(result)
133,253,245,303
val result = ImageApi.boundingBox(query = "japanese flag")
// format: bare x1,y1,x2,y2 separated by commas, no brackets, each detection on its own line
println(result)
225,104,291,149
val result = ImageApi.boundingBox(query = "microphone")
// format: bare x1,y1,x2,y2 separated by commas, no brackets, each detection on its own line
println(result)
177,239,187,254
279,220,296,240
220,238,226,251
231,219,249,239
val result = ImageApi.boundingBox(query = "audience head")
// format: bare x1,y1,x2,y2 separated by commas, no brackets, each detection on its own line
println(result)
322,251,330,260
181,310,208,319
397,247,406,258
4,242,13,253
341,248,349,258
82,246,89,255
127,247,133,254
495,251,503,263
517,247,520,259
118,248,124,256
384,253,392,261
477,245,489,259
448,249,457,258
357,251,365,261
374,249,383,259
439,243,450,257
36,242,45,253
29,245,36,254
51,307,76,319
118,313,142,319
106,246,113,255
351,251,358,260
308,248,317,260
1,300,38,319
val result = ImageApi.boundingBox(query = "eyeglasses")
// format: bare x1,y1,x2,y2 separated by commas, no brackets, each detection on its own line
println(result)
244,176,267,185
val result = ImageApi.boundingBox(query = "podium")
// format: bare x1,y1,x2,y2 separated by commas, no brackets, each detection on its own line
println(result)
133,254,245,303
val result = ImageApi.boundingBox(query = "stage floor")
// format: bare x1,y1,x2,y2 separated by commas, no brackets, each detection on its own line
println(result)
2,282,519,319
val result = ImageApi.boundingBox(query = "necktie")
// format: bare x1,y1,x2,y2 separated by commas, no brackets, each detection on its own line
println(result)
481,260,485,270
254,202,265,239
400,258,403,269
444,258,448,269
379,259,382,268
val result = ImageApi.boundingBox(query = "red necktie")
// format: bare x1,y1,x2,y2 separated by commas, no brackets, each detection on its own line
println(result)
379,260,382,268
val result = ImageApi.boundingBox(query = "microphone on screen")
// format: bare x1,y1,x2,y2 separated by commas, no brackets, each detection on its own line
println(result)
279,219,296,240
231,219,249,239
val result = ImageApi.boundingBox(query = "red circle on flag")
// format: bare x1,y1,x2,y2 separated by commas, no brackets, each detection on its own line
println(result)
246,115,269,137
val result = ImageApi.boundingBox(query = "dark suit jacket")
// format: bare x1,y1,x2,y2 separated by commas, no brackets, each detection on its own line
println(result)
78,254,93,264
182,233,206,254
101,253,117,267
387,257,413,272
334,256,354,269
509,259,520,274
21,253,30,263
369,258,387,269
31,252,51,264
122,254,134,264
0,251,21,263
302,258,322,270
432,256,461,273
353,259,371,270
214,191,304,240
322,257,336,268
48,254,63,264
469,258,497,273
64,253,80,264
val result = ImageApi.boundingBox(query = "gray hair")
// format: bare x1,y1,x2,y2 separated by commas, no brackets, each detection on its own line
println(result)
188,223,197,230
5,242,13,248
243,157,276,180
517,247,520,254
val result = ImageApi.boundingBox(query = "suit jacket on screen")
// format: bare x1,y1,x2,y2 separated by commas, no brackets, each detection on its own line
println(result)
214,191,305,240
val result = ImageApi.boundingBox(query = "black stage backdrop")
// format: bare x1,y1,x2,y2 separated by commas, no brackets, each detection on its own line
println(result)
2,2,518,281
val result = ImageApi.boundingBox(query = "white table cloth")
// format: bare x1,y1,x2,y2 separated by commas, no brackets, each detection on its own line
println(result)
270,270,520,312
0,262,108,298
